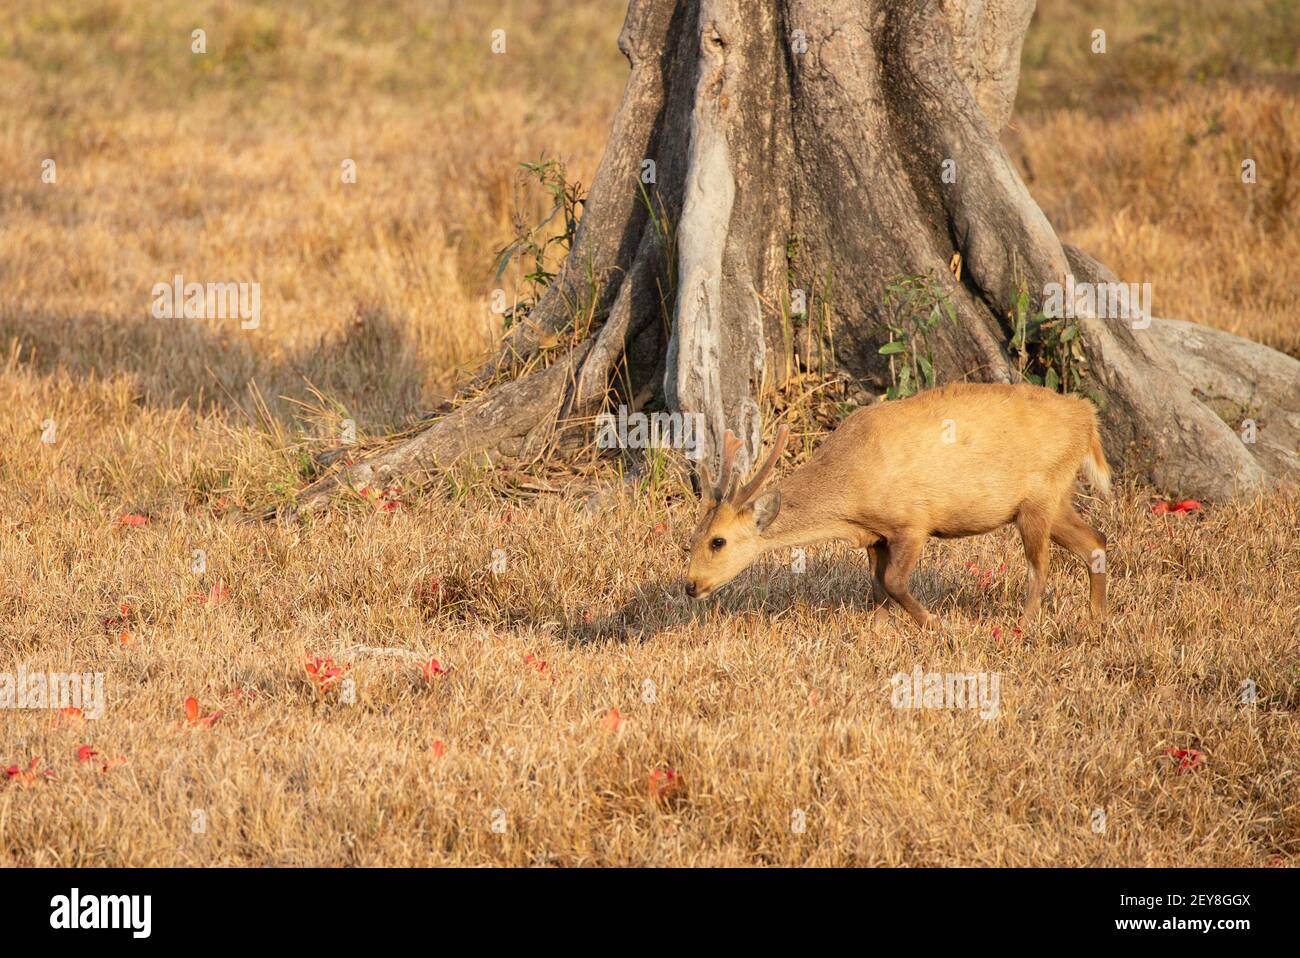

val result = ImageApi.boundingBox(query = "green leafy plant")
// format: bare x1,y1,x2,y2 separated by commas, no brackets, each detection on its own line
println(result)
1008,277,1087,394
491,156,585,330
878,273,956,399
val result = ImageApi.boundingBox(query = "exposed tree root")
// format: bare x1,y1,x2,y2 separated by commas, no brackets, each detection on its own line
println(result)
283,0,1298,516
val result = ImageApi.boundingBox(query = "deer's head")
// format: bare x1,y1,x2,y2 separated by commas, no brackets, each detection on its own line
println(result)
685,425,789,600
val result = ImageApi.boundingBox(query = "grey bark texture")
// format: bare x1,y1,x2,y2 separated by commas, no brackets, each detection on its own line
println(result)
290,0,1298,514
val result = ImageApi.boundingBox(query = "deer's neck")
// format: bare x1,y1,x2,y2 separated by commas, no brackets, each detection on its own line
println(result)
759,466,853,550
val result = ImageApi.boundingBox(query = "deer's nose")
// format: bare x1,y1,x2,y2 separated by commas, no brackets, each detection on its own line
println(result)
685,580,698,598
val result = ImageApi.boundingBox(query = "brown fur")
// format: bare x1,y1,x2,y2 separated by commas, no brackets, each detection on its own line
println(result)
685,383,1112,627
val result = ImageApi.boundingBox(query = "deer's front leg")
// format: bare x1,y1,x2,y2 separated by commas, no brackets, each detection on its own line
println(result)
878,534,934,629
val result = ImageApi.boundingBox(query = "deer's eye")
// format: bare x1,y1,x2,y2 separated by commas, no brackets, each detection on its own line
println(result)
709,537,726,551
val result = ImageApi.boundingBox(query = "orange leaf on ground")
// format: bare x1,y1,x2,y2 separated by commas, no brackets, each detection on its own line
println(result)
184,696,223,728
187,581,231,605
648,767,680,800
1165,747,1205,771
5,757,54,786
51,707,85,729
117,514,149,527
102,603,131,633
305,656,350,692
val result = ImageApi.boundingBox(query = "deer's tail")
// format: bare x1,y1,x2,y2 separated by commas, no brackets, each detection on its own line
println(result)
1081,424,1112,499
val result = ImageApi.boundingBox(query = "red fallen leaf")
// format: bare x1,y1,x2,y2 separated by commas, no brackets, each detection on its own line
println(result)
502,509,514,524
523,654,548,673
77,745,98,763
1012,627,1023,637
992,626,1003,640
603,707,624,733
183,696,223,728
998,563,1006,574
1150,501,1170,515
102,602,131,631
420,658,448,682
431,740,446,759
117,513,149,527
648,767,680,800
305,656,350,692
1165,747,1205,771
652,522,668,535
1172,499,1201,513
808,688,821,707
359,484,402,511
5,757,54,785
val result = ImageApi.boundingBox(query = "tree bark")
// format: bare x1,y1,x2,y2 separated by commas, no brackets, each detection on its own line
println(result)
290,0,1298,514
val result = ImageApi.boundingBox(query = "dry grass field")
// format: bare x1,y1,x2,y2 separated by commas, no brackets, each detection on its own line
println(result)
1,0,1298,866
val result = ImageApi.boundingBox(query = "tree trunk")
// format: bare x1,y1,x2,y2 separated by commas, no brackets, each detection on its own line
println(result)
291,0,1299,513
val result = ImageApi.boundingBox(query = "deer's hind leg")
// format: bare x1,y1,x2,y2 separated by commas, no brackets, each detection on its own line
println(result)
1015,503,1053,625
1050,503,1108,619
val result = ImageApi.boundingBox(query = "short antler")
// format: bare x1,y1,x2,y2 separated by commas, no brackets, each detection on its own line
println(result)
716,429,745,501
734,424,789,507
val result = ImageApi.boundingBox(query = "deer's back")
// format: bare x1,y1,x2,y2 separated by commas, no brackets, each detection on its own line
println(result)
809,383,1095,536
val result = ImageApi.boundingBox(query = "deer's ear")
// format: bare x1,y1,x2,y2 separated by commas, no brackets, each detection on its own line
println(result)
750,489,782,531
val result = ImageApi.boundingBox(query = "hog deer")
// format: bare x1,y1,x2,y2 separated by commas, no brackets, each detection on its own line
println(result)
685,383,1111,628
